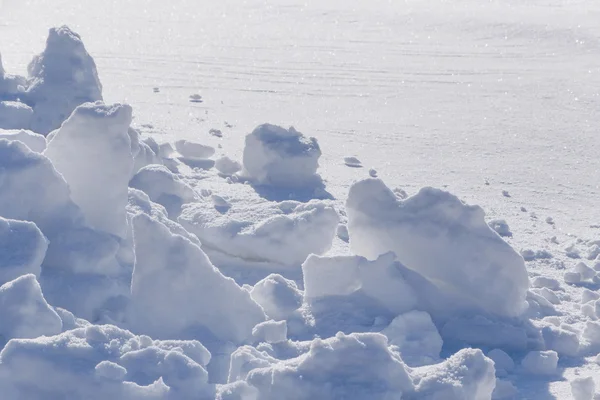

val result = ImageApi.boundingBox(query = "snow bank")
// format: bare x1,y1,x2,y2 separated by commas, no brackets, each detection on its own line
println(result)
0,274,62,343
129,213,265,343
25,26,103,134
0,324,215,399
241,332,414,400
242,124,322,187
129,164,196,218
0,218,47,285
179,199,338,267
0,101,32,130
44,102,133,239
346,178,529,318
0,129,46,152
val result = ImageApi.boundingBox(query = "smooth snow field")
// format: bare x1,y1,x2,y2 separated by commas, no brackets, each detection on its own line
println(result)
1,0,600,399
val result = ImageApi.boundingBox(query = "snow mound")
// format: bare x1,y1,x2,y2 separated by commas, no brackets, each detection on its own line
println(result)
25,26,103,134
129,164,196,218
250,274,303,321
0,324,214,399
0,217,47,285
179,199,338,267
242,124,322,187
129,213,265,343
241,332,414,400
0,101,32,130
413,348,496,399
174,139,215,159
346,178,529,318
44,101,133,239
0,129,46,152
0,274,62,343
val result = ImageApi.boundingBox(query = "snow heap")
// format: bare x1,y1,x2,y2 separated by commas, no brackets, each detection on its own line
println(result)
0,324,215,399
346,178,529,319
25,26,103,134
242,124,322,188
44,102,133,239
0,218,47,285
179,199,339,267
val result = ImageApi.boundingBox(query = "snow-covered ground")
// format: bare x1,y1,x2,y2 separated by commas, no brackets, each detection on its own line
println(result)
1,0,600,399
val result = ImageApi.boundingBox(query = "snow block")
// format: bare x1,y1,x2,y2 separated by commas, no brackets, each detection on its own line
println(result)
0,274,62,343
346,178,529,318
242,124,322,187
44,102,133,239
0,217,47,285
129,213,266,343
250,274,303,321
25,26,103,134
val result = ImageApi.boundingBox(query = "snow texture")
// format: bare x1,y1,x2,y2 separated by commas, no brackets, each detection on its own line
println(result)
346,178,529,318
25,26,103,135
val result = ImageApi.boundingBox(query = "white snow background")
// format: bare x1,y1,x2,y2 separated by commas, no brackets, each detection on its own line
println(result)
1,0,600,399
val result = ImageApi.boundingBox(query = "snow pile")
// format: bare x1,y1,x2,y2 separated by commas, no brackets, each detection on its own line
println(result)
0,101,32,130
346,178,529,318
179,199,338,267
45,102,133,239
0,129,46,152
0,218,47,285
0,274,62,343
0,324,215,399
129,213,265,343
25,26,103,134
242,124,322,188
129,164,196,217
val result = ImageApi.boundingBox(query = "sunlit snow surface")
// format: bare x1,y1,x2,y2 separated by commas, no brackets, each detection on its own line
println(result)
1,0,600,398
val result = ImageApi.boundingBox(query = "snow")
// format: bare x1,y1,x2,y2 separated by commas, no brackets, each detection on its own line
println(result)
0,218,47,285
242,124,323,188
0,101,33,129
0,3,599,397
346,178,529,318
25,26,103,135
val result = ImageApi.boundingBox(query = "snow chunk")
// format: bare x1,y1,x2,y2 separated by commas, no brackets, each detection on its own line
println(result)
346,178,529,318
252,320,287,344
0,217,47,285
381,310,443,366
0,274,62,342
488,219,512,237
215,156,242,176
344,156,362,168
564,271,582,284
582,321,600,345
575,262,596,281
413,348,496,399
582,289,600,304
571,376,596,400
487,349,515,375
303,252,418,317
541,325,579,356
44,102,133,239
129,213,265,343
0,324,212,399
129,164,196,218
521,350,558,375
244,332,414,400
174,139,215,159
179,199,338,267
250,274,303,321
242,124,322,187
531,276,560,290
0,101,32,130
25,26,103,134
0,129,46,152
